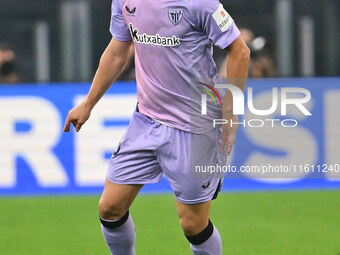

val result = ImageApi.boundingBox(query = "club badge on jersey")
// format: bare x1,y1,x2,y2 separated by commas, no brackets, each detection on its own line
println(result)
168,8,183,26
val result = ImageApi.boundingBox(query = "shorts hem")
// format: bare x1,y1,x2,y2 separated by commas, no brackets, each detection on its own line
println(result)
107,177,162,185
175,195,215,205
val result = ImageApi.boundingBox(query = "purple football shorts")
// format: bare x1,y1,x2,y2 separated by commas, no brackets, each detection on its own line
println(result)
107,107,227,204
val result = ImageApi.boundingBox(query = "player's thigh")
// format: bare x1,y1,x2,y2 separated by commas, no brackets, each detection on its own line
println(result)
161,126,224,204
176,200,211,236
99,178,143,220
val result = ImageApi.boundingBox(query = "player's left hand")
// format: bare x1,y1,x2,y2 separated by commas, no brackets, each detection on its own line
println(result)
221,115,238,156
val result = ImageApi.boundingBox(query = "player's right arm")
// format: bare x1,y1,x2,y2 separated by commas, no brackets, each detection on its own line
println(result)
63,38,132,132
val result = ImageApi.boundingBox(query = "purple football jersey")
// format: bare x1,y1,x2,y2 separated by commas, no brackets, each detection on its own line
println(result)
110,0,240,133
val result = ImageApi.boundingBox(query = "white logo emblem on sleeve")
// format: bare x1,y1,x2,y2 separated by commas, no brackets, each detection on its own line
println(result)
212,4,233,32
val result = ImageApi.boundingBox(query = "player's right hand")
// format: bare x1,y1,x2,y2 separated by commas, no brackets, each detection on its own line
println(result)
220,112,238,156
63,102,91,132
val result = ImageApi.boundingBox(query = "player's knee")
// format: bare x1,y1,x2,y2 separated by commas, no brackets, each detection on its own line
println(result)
180,215,207,236
99,198,127,220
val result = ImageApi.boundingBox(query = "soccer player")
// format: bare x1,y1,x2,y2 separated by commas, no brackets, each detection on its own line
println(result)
64,0,249,253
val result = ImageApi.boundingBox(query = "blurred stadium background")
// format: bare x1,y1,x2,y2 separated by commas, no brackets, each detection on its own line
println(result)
1,0,340,254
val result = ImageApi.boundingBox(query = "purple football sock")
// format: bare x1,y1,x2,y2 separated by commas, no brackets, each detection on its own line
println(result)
186,220,222,255
100,211,136,255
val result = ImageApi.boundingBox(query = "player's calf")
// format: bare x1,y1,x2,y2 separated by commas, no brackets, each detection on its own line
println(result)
99,180,142,220
177,201,211,236
99,198,128,220
99,180,142,255
100,210,136,255
177,201,222,255
180,213,210,236
186,220,222,255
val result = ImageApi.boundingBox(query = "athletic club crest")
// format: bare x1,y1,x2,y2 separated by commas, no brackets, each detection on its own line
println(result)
168,8,183,26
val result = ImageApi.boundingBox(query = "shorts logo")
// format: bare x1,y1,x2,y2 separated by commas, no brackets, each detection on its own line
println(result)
129,23,181,47
201,181,211,189
168,8,183,26
212,4,233,32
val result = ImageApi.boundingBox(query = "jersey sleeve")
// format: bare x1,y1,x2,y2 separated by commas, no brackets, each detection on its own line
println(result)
192,0,240,49
109,0,132,41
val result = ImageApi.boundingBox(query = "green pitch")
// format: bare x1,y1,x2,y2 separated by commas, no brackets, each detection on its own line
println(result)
1,191,339,255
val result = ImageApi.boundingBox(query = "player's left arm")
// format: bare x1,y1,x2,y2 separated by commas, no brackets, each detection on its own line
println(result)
191,0,250,155
221,35,250,155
